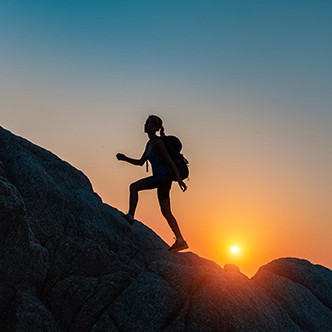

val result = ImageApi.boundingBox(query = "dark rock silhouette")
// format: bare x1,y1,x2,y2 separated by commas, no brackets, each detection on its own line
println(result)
0,125,331,331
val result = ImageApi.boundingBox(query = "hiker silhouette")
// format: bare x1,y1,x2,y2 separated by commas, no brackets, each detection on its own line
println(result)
116,115,189,252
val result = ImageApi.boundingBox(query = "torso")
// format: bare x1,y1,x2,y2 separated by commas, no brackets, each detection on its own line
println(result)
145,137,169,176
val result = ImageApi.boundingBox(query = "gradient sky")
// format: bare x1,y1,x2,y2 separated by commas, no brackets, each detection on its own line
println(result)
1,1,331,276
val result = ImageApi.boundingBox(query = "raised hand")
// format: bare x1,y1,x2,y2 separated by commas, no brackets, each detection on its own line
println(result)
116,153,126,161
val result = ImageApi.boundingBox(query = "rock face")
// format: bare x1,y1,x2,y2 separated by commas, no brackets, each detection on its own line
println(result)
0,126,331,332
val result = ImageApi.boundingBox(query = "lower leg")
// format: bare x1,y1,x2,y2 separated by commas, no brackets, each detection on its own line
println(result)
128,189,138,217
160,200,184,240
128,181,146,217
160,199,188,252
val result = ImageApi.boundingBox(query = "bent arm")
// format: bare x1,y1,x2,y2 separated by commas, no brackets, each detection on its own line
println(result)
156,140,187,192
116,154,147,166
116,145,148,166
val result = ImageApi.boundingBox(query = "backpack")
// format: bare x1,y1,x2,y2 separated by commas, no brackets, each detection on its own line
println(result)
163,135,189,181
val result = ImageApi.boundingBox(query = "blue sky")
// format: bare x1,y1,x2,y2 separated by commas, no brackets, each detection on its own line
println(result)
1,1,331,102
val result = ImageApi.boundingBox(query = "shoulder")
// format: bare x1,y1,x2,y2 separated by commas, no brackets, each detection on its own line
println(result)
155,137,165,147
155,138,169,155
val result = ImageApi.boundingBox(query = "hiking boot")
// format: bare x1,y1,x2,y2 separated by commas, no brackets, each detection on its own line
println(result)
122,213,135,225
168,239,189,252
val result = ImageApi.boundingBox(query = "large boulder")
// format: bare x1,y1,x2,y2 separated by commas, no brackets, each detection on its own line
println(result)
0,126,331,331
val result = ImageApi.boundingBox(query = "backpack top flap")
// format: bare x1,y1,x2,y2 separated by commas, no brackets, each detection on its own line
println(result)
164,135,182,155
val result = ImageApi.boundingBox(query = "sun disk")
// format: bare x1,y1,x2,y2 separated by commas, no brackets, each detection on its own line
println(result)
230,246,240,254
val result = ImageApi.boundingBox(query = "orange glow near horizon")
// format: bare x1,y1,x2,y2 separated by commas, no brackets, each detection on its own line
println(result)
2,100,332,279
78,149,332,278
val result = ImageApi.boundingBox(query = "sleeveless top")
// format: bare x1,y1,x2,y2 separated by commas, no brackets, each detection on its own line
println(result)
144,138,170,177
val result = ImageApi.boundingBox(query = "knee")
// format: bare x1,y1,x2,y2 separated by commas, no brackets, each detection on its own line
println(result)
130,181,144,194
130,182,138,194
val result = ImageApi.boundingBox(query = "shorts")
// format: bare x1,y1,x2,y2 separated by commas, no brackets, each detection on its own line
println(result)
142,173,172,201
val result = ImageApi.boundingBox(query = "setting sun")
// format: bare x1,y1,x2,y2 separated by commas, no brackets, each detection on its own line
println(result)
230,246,240,255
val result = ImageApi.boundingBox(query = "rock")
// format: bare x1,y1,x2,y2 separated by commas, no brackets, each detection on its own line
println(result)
9,290,61,332
0,161,5,177
0,125,331,331
224,263,241,273
0,165,49,290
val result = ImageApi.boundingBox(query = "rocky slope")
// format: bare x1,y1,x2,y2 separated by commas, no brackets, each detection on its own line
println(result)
0,126,331,331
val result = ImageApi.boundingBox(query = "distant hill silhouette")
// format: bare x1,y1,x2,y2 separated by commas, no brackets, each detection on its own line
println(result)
0,126,331,331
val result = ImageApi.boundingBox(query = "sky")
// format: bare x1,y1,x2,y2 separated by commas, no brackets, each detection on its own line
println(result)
1,0,331,277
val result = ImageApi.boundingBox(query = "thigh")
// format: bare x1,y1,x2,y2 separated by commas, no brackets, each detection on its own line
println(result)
157,177,172,202
142,174,166,190
131,179,148,191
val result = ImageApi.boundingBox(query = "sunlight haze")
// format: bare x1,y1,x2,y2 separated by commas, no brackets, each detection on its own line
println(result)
1,1,331,277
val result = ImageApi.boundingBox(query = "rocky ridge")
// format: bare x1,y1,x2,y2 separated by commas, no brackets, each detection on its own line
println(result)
0,126,331,331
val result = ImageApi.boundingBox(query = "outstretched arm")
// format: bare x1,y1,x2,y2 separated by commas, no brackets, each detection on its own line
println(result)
116,145,148,166
156,140,187,192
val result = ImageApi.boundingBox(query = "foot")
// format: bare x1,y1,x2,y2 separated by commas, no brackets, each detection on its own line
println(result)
168,239,189,252
122,213,135,225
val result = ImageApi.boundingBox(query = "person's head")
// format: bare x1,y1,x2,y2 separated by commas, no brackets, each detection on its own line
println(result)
144,115,165,136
